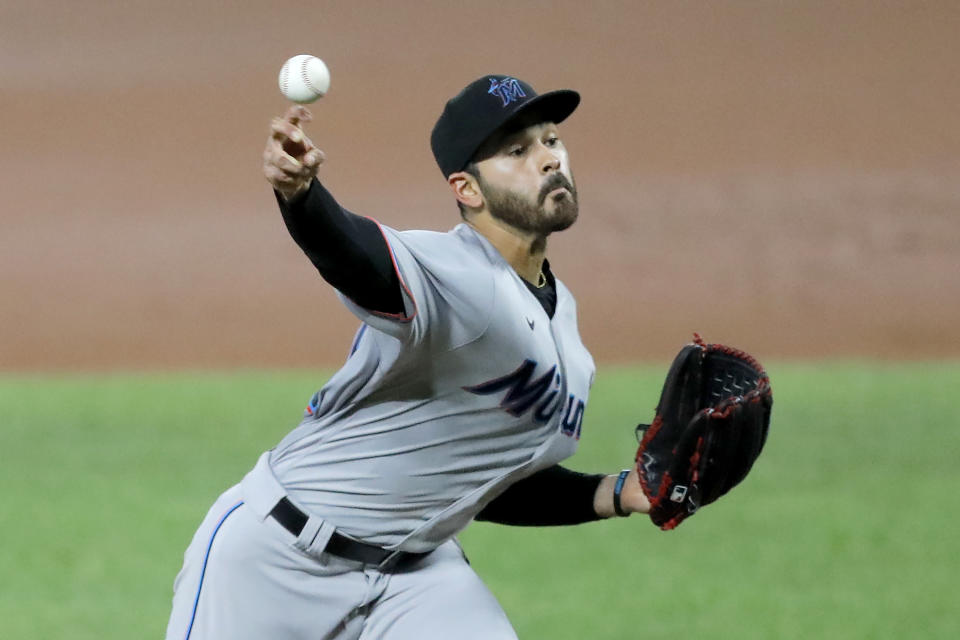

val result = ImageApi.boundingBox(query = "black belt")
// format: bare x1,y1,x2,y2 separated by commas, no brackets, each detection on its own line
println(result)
268,497,431,569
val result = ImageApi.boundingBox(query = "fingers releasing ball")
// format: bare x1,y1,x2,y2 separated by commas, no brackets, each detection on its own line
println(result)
279,55,330,104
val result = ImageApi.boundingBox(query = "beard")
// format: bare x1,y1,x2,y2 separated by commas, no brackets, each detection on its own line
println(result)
478,171,579,236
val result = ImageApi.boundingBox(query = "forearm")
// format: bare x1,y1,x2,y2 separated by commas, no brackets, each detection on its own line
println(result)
476,462,651,526
476,465,605,526
276,178,404,314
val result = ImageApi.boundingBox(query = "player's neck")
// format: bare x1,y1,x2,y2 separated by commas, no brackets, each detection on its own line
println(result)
466,213,547,286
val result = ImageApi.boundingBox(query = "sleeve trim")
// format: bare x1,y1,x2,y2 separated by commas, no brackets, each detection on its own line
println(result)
363,218,417,323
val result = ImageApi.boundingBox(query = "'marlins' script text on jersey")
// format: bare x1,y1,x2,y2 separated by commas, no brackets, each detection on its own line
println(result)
464,359,586,439
267,223,595,552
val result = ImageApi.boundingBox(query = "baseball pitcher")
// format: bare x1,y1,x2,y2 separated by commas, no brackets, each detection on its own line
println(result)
165,74,770,640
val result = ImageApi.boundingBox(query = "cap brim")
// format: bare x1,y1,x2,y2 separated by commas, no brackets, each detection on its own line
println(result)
502,89,581,132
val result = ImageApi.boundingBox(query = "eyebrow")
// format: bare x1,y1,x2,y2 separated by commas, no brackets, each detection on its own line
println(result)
499,124,558,148
475,123,559,160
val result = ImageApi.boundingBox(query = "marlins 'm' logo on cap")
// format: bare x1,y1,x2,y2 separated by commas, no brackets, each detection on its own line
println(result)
487,77,527,107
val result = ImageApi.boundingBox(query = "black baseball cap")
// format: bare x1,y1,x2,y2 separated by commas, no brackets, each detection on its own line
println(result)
430,75,580,177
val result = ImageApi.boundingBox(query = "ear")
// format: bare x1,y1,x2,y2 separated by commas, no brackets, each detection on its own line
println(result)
448,172,483,210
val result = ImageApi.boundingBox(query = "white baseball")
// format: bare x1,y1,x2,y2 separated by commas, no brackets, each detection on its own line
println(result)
278,55,330,104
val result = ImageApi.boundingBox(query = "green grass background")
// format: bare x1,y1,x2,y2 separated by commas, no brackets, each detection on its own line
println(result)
1,363,957,639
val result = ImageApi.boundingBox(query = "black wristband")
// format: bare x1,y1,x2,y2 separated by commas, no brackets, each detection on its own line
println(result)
613,469,631,517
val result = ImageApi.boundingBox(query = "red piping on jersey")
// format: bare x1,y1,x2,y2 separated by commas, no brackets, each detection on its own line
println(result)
362,218,417,323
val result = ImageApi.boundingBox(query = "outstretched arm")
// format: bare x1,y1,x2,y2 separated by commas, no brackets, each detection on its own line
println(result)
262,105,404,315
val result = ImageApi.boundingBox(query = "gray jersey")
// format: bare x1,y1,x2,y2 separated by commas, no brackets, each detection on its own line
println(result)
268,222,595,552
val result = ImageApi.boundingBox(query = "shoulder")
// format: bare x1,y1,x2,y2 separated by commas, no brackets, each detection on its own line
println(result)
384,224,505,286
392,225,500,266
379,224,501,347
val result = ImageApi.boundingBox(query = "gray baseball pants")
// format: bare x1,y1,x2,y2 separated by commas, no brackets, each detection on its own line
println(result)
165,457,518,640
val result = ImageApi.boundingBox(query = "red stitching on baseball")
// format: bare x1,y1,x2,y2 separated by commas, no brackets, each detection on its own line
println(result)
300,57,321,96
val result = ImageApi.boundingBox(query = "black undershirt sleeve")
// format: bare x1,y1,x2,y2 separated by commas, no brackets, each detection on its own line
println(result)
275,178,405,315
475,465,605,526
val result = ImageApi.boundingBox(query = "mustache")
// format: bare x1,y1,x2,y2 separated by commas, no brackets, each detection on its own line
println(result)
538,174,575,204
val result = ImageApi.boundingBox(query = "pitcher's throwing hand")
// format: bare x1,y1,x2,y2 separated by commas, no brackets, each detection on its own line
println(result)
262,105,324,201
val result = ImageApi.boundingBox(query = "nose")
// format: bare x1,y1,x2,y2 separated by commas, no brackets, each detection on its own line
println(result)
538,143,561,174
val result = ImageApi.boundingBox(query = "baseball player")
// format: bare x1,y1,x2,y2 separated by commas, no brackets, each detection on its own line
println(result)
165,74,650,640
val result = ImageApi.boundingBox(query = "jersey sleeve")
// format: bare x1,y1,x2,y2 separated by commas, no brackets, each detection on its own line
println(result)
337,224,495,349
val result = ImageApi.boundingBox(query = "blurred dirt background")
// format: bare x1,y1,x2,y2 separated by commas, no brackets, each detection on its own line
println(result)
2,0,958,371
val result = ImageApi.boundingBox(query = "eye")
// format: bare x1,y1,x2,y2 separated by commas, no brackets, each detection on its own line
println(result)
545,136,560,147
508,145,525,157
